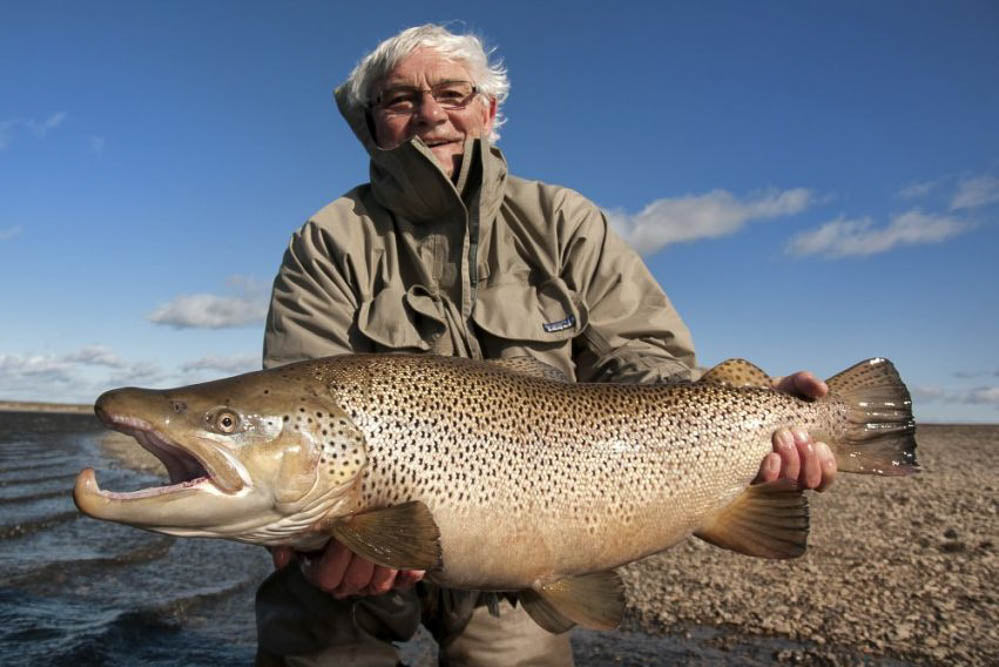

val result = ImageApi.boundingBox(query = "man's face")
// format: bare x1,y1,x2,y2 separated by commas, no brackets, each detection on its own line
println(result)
371,48,496,180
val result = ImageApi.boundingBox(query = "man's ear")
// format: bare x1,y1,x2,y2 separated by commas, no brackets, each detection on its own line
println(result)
482,96,497,136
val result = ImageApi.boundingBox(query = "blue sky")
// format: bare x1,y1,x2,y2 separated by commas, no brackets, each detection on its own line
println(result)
1,1,997,422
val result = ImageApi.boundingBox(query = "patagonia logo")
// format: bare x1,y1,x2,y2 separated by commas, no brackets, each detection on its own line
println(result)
543,315,575,333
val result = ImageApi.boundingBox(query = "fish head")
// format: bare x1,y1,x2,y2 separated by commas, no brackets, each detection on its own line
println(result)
74,367,368,546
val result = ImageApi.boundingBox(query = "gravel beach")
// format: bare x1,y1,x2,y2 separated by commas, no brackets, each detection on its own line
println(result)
98,423,997,665
618,424,998,664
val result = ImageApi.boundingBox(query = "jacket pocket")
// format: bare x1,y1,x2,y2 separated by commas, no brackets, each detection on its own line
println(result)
356,285,447,351
472,276,588,343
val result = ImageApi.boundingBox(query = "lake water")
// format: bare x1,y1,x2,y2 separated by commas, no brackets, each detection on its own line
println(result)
0,411,902,666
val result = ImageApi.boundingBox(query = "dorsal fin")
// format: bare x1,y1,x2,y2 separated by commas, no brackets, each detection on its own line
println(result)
489,356,570,382
520,570,624,633
698,358,772,388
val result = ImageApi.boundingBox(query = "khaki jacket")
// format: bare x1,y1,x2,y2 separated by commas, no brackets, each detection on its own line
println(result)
263,88,696,383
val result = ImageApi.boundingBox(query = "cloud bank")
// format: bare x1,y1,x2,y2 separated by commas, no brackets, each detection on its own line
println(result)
606,188,813,256
786,210,970,258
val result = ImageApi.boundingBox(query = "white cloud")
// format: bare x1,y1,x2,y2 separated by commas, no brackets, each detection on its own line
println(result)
0,120,13,150
951,174,999,210
180,354,260,375
0,112,68,149
909,384,999,409
0,226,23,241
149,275,269,329
897,180,939,200
962,386,999,406
61,344,128,368
25,112,67,137
148,294,268,329
606,188,813,256
90,135,105,156
786,210,970,258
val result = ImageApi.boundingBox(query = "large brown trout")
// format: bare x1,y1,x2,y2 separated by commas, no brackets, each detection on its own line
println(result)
74,354,917,632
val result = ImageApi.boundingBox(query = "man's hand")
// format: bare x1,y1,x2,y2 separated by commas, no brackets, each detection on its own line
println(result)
754,370,837,491
271,543,424,598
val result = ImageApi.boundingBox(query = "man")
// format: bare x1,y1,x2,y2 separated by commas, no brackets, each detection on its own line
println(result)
258,24,836,667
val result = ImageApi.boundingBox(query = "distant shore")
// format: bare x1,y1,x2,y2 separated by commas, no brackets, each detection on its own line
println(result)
0,400,91,414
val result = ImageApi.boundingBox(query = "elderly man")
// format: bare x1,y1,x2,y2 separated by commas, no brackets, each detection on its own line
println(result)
258,24,836,667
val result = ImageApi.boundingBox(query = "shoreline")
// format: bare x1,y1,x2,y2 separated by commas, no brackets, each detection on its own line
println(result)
0,400,92,414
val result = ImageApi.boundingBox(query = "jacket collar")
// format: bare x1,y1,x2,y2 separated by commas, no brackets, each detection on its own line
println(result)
334,85,507,224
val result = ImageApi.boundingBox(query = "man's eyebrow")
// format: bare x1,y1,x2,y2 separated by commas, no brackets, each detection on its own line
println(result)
380,78,469,90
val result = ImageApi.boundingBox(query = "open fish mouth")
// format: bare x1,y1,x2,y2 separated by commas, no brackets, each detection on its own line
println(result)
88,419,217,500
75,403,249,518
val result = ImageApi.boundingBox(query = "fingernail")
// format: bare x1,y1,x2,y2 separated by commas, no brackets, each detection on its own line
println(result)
777,429,793,449
817,442,833,463
767,454,780,474
793,429,810,445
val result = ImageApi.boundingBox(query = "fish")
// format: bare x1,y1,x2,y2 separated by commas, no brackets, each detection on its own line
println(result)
74,354,917,633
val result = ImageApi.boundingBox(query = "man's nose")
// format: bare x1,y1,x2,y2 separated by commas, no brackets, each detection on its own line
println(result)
412,91,448,125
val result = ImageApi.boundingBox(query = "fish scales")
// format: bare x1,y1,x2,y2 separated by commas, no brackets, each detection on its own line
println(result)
74,353,917,631
311,354,834,588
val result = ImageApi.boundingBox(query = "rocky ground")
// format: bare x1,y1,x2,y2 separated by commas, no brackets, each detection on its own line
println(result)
619,424,998,664
98,424,998,664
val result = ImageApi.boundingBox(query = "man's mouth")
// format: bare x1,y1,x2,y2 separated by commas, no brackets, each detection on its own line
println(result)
423,137,460,148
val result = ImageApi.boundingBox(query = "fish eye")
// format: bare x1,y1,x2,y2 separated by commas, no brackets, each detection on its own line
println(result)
214,410,240,434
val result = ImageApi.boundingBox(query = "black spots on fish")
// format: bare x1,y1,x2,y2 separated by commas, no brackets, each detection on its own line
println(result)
263,389,270,395
282,415,290,422
171,400,187,414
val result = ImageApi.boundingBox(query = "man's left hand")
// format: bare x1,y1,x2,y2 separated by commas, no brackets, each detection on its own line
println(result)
754,371,837,491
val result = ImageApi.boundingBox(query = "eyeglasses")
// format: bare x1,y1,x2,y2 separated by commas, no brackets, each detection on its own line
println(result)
370,81,479,115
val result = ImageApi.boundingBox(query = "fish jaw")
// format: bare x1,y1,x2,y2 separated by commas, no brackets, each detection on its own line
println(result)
74,398,271,535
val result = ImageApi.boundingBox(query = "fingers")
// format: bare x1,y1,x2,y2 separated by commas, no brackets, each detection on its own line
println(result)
304,540,353,593
395,569,426,590
767,428,838,492
773,371,828,400
364,566,399,596
335,556,374,598
815,441,838,492
795,429,821,490
774,428,800,482
299,539,407,598
754,452,781,484
270,546,293,570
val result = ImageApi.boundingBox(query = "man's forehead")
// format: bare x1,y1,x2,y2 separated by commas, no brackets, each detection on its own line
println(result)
380,50,471,87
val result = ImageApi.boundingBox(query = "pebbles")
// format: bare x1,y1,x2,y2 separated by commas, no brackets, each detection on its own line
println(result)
620,424,998,664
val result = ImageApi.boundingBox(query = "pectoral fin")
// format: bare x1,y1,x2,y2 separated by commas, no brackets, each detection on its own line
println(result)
520,570,625,634
699,358,772,388
695,480,809,559
327,501,442,570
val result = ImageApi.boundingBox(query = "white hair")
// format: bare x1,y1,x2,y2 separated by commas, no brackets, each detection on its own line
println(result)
345,24,510,142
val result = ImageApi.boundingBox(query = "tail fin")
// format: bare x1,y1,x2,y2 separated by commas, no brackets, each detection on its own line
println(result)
825,358,918,476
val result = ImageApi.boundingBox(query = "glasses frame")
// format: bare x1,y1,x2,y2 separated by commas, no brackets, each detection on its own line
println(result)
369,80,480,115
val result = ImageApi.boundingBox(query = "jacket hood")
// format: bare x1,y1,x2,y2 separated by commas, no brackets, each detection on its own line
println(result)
334,85,507,224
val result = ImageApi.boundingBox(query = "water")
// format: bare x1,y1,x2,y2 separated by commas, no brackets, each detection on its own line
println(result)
0,411,271,666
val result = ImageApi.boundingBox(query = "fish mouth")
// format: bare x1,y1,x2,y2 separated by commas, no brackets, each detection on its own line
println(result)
75,409,249,521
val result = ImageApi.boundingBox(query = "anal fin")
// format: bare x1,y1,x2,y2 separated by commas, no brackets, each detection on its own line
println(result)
326,501,441,570
520,570,624,634
695,480,809,559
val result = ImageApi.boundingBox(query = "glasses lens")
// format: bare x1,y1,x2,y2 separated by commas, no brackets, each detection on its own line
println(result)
432,82,476,109
375,82,476,113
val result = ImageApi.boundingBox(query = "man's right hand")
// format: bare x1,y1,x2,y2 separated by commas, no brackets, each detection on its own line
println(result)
271,542,425,598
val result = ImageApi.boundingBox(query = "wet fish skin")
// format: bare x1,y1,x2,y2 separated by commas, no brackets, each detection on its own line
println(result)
74,353,917,631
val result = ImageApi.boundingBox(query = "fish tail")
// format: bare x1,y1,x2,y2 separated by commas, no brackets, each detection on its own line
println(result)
823,358,918,476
